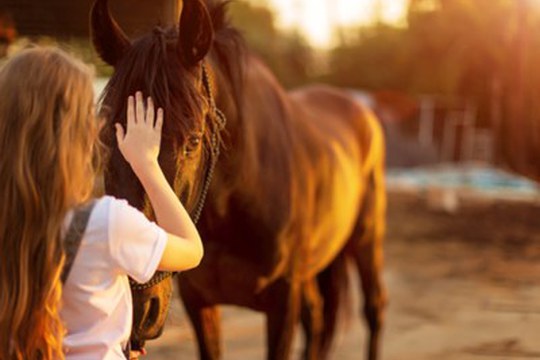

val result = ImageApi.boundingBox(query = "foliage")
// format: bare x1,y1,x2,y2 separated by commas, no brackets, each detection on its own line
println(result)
228,1,314,88
326,0,540,180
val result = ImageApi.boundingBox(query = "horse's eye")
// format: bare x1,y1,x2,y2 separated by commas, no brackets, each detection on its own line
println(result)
184,135,202,157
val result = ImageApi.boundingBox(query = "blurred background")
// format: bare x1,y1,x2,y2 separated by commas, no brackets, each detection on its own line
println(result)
1,0,539,359
2,0,540,179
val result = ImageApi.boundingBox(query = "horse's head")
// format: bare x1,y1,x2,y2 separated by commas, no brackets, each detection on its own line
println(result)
91,0,218,349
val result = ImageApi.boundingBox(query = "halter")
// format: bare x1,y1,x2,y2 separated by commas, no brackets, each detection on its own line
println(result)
129,62,226,291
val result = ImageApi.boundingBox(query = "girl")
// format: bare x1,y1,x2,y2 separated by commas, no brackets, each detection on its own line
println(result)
0,47,203,359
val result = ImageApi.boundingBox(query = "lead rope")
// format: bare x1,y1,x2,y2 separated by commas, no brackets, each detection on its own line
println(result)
128,62,226,291
191,63,226,223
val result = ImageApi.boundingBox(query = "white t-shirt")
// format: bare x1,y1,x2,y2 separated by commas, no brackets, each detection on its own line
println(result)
60,196,167,360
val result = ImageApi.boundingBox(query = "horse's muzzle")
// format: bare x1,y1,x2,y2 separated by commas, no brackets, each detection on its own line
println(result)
130,277,174,348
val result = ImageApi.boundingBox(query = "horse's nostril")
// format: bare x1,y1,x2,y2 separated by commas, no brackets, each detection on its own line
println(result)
144,297,160,329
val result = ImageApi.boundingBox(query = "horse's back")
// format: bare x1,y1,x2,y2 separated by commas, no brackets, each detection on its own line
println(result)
287,84,385,276
290,84,383,176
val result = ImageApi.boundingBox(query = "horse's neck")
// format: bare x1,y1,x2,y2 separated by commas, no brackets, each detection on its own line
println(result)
211,54,297,221
204,54,303,279
214,54,294,138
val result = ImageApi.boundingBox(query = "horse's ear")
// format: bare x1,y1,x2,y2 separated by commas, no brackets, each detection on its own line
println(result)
90,0,131,66
178,0,215,67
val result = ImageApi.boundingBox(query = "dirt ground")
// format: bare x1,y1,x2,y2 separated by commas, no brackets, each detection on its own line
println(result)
147,189,540,359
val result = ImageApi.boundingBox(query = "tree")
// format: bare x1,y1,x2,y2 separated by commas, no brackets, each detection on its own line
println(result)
326,0,540,181
228,1,314,88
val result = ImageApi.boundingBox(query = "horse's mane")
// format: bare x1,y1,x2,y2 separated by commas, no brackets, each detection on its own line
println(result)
205,0,246,120
203,1,302,226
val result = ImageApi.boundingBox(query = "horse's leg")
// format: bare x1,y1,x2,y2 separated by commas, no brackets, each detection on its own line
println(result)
264,278,301,360
351,166,387,360
178,276,221,360
316,251,349,359
300,278,323,360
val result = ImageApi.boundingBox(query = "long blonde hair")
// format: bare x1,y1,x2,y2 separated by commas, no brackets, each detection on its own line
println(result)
0,47,99,359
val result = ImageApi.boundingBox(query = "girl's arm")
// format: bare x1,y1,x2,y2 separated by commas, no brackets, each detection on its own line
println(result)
114,92,203,271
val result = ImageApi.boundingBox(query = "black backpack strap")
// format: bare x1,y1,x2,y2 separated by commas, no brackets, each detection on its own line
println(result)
61,200,96,284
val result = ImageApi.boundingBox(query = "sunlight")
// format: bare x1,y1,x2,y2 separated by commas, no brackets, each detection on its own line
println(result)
336,0,376,26
380,0,409,24
258,0,409,48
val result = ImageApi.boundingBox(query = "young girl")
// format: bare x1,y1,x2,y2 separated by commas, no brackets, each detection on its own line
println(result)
0,47,203,359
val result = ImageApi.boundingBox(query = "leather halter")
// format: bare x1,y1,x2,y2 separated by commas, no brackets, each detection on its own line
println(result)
128,62,226,291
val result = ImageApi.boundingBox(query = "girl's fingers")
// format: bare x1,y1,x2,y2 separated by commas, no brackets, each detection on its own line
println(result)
127,96,135,127
146,97,155,127
155,108,164,132
136,91,145,124
115,123,125,145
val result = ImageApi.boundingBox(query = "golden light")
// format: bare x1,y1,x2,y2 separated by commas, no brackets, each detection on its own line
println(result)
259,0,409,48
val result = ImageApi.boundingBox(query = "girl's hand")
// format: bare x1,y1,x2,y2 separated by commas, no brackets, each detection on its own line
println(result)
129,348,146,359
115,92,164,175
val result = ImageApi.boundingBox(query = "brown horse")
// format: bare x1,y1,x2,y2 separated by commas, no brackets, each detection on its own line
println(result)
92,0,387,359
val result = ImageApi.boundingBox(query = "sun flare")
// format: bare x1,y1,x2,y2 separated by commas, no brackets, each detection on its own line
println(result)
258,0,408,48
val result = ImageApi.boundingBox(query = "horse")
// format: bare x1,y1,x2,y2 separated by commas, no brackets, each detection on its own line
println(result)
91,0,387,359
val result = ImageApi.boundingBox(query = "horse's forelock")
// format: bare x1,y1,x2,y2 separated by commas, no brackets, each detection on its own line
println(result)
100,29,207,146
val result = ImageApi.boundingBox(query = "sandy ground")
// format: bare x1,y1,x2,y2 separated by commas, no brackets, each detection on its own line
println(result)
146,189,540,359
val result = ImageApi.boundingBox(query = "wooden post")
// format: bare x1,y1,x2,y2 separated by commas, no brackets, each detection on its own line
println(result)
490,77,503,165
163,0,182,25
441,112,458,163
418,96,435,147
505,0,530,172
106,0,185,36
460,104,477,163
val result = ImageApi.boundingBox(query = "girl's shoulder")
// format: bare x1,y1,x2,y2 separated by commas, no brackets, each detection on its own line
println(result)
92,196,167,284
83,196,115,229
90,195,142,222
69,196,143,240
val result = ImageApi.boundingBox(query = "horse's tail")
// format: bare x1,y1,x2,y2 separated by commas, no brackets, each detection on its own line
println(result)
317,250,352,358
